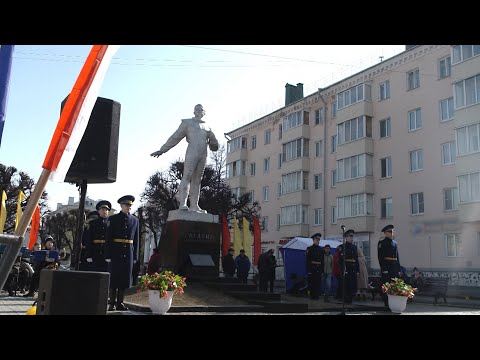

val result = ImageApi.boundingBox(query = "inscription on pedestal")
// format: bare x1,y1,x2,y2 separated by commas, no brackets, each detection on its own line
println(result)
158,218,221,278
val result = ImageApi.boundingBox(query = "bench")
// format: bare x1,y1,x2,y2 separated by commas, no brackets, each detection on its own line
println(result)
416,277,449,304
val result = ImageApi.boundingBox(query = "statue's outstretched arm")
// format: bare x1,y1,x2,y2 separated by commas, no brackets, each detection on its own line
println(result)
151,121,187,157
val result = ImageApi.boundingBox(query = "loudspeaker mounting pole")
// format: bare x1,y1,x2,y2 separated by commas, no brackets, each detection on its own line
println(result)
73,179,88,270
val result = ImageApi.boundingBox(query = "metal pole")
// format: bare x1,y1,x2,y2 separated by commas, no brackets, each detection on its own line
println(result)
340,225,346,315
73,179,87,270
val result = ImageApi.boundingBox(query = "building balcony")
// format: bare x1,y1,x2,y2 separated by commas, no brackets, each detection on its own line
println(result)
452,55,480,83
337,215,375,233
227,148,249,162
456,153,480,175
281,157,310,174
279,190,311,207
278,224,310,238
226,175,248,189
454,103,480,128
335,176,374,197
458,202,480,223
281,124,310,143
336,137,374,160
336,101,373,124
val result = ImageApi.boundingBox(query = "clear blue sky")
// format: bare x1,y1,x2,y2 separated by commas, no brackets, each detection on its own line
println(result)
0,45,405,212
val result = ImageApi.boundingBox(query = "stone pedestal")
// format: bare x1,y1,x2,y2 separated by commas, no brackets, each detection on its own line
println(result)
158,210,221,278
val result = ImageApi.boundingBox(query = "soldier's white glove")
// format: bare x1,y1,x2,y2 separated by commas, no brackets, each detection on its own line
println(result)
86,258,93,263
134,260,137,264
382,271,388,274
105,259,111,263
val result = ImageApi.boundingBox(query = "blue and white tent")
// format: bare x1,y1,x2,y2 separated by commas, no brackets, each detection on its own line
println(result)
280,237,342,293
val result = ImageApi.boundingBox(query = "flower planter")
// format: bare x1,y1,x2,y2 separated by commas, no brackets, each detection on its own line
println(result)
387,294,408,313
148,290,174,315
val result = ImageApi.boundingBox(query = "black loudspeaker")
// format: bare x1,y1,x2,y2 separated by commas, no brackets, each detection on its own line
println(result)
36,270,110,315
61,96,121,184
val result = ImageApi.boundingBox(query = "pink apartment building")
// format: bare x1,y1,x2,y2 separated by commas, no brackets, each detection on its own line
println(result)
225,45,480,286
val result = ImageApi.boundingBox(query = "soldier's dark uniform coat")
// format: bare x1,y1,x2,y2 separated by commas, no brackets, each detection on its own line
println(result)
306,243,324,299
85,216,109,272
378,236,401,283
338,241,359,302
105,212,139,288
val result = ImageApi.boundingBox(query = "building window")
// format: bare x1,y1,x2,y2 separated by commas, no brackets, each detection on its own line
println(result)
280,204,308,225
336,153,373,182
262,186,269,202
454,74,480,109
337,193,373,218
445,233,463,257
452,45,480,64
231,187,240,200
277,182,281,197
264,129,271,145
337,115,372,145
315,140,323,157
226,160,246,178
247,191,254,203
380,157,392,178
282,138,309,162
439,56,451,79
331,135,337,153
337,83,372,110
262,216,269,232
409,149,423,172
379,80,390,100
407,68,420,90
456,123,480,156
458,172,480,203
283,110,308,131
440,97,454,122
381,197,393,218
251,135,257,150
314,208,323,226
279,124,282,140
331,206,337,224
250,162,256,176
380,118,391,138
278,153,282,169
441,141,456,165
331,170,336,188
227,136,247,153
410,192,424,215
314,173,323,190
408,108,422,131
281,171,308,194
444,187,459,211
277,214,280,230
315,108,324,125
263,158,270,173
331,102,337,119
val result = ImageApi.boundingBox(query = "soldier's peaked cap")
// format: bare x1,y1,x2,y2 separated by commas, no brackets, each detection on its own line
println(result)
118,195,135,205
96,200,112,211
311,233,322,239
381,224,394,232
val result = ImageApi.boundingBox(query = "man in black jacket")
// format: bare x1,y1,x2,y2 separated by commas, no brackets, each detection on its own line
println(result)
221,248,236,278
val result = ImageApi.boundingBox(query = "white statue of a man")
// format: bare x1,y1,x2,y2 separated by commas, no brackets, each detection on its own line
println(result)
150,104,219,213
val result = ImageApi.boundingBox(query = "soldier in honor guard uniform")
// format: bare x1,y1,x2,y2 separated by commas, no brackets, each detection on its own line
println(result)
306,233,324,300
338,229,359,304
85,200,111,272
378,224,401,307
105,195,139,311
